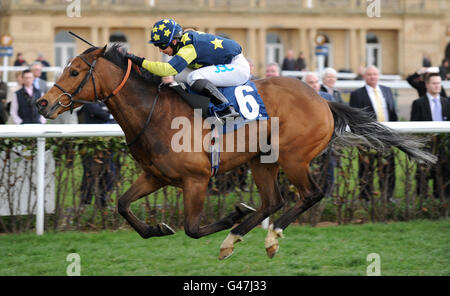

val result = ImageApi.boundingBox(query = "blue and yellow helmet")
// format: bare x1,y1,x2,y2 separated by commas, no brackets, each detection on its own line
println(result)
149,19,183,49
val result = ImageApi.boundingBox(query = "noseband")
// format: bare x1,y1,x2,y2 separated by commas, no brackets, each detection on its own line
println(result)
51,55,132,114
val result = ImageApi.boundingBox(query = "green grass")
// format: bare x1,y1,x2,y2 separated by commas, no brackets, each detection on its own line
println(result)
0,219,449,276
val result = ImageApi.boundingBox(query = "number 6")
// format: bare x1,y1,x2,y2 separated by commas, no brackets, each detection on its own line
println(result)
235,85,259,120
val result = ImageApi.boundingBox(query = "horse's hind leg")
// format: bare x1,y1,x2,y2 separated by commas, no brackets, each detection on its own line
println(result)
218,160,284,260
118,172,174,238
182,177,256,239
266,161,324,258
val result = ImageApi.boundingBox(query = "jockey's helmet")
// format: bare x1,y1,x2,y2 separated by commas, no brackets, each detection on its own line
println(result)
148,19,183,50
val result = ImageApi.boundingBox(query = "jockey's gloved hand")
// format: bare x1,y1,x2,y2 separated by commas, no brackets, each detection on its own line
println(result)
125,53,144,67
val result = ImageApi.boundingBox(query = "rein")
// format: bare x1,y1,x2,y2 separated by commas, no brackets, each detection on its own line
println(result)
51,53,159,147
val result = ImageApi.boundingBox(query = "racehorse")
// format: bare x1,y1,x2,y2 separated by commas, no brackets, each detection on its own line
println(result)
36,45,436,259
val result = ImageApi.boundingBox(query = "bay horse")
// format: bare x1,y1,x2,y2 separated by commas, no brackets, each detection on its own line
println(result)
36,45,435,259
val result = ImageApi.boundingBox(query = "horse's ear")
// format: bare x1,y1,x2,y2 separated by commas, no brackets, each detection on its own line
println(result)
100,45,107,55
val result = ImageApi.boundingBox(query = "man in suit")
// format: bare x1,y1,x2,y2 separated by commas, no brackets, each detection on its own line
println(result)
303,72,337,197
320,67,344,103
410,72,450,199
411,73,450,121
30,62,48,95
80,103,117,207
406,67,447,98
349,65,398,202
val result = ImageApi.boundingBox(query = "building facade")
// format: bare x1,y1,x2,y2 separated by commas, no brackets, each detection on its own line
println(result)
1,0,449,78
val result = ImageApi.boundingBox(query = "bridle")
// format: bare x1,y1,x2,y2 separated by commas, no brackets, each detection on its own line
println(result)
48,53,160,147
51,55,131,115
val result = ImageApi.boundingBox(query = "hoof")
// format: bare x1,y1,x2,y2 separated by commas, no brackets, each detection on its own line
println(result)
266,244,279,259
158,223,176,236
218,248,234,260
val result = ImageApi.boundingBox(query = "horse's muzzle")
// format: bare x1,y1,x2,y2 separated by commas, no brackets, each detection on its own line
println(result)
36,97,56,118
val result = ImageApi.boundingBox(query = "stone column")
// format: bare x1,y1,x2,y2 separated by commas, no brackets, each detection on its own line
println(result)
246,27,257,62
359,28,367,69
101,26,110,45
308,28,317,71
298,27,308,62
349,28,358,73
90,26,99,47
257,27,266,77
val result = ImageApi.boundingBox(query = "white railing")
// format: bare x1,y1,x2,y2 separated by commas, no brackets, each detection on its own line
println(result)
1,122,450,235
0,66,62,83
282,70,403,81
281,70,450,90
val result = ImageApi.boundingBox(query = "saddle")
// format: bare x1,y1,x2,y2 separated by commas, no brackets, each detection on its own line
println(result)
169,81,269,176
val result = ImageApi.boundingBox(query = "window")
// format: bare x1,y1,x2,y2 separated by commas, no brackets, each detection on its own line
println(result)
54,31,76,68
266,33,283,66
366,32,382,72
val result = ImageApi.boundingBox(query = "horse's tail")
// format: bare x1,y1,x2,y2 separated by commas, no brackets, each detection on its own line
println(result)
327,101,437,165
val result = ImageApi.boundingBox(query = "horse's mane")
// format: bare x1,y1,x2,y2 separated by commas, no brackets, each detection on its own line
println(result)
97,43,162,85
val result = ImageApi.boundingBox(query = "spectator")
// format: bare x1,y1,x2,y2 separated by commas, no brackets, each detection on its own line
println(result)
9,69,46,124
439,58,449,81
422,54,432,67
354,66,365,80
5,72,24,123
349,65,398,202
246,57,259,80
30,62,48,94
281,49,297,71
35,53,51,81
296,51,307,71
410,72,450,199
14,52,27,66
265,62,280,78
0,75,7,124
411,73,450,121
320,67,344,103
406,67,447,98
303,72,336,197
79,103,117,207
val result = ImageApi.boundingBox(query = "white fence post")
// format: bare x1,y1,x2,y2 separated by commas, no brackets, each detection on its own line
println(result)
36,137,46,235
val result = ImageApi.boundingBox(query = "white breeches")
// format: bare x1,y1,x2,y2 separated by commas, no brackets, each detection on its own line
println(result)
175,53,251,87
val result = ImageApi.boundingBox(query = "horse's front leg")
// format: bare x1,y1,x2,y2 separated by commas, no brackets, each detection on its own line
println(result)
182,177,255,239
118,172,174,238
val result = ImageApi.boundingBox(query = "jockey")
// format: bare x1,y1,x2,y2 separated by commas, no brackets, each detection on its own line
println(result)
126,18,251,119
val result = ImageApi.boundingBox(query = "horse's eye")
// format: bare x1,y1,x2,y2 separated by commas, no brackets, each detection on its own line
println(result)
70,70,79,77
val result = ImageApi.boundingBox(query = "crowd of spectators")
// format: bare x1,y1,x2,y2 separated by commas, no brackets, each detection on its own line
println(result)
1,49,449,203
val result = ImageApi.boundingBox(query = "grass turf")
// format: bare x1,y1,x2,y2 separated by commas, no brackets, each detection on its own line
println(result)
1,219,449,276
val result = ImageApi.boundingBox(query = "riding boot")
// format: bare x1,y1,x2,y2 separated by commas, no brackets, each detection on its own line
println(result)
191,79,240,119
